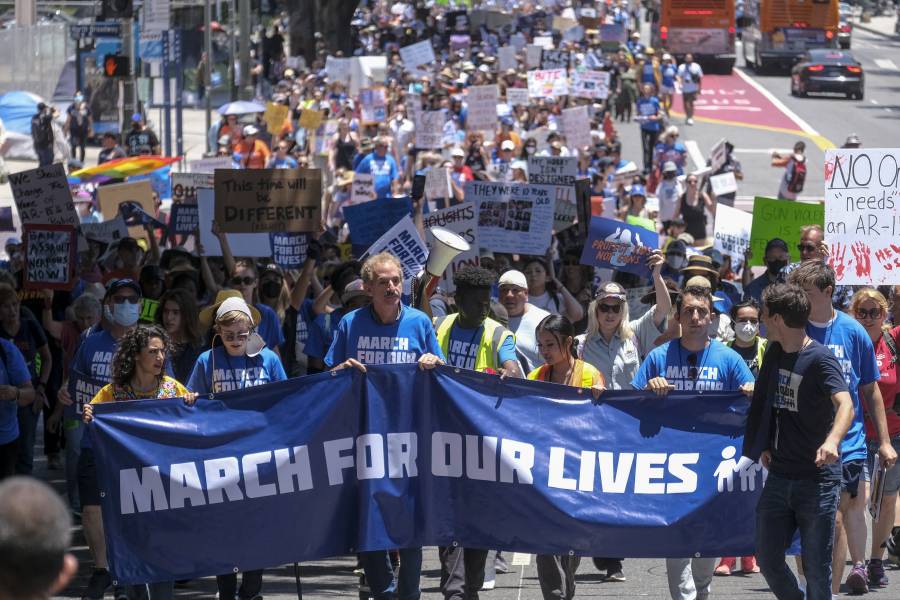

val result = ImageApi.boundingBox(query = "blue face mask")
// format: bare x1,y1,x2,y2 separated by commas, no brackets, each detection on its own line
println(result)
74,94,84,103
104,302,140,327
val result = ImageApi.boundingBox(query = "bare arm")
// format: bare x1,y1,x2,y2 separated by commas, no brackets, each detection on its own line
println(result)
647,252,671,328
289,256,317,311
818,390,855,466
143,223,161,265
861,382,898,467
501,359,524,379
211,220,236,277
195,231,223,295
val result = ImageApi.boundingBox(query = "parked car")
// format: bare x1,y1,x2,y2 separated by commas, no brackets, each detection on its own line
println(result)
838,17,853,48
790,49,864,99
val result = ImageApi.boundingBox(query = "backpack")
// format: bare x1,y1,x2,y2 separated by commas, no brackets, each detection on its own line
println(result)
787,157,806,193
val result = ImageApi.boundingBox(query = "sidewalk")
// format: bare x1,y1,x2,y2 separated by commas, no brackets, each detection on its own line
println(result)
853,14,898,38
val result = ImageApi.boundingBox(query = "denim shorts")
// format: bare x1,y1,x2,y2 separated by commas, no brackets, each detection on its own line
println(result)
866,437,900,494
841,459,866,498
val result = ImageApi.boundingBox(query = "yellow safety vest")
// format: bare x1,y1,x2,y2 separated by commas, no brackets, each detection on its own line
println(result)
433,314,515,372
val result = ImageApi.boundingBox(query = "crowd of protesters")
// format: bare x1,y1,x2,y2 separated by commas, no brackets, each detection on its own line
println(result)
4,2,900,600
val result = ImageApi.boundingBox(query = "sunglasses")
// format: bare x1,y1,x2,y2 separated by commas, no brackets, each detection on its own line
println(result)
221,331,251,342
598,303,622,314
687,354,699,380
797,243,818,253
856,308,882,320
112,296,140,305
230,276,256,286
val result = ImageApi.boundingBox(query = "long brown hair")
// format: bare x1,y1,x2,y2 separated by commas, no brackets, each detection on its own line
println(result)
156,289,202,346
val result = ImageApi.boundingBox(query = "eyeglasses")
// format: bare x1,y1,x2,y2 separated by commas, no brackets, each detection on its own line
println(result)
797,243,818,253
112,295,140,305
230,276,256,287
687,353,698,380
597,303,622,314
856,308,882,320
221,331,251,342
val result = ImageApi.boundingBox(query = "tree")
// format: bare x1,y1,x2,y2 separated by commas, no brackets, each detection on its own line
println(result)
287,0,360,64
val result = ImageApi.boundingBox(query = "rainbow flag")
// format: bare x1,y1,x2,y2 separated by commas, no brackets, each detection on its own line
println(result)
70,156,182,183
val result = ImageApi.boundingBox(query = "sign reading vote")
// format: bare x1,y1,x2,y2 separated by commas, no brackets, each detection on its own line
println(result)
580,216,659,277
824,148,900,285
23,224,76,290
9,164,80,227
214,169,322,234
748,196,824,267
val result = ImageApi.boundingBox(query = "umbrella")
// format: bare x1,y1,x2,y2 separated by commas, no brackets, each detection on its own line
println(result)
218,100,266,115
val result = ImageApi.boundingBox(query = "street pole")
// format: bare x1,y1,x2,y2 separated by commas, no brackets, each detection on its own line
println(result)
162,31,172,156
204,0,213,137
239,0,251,100
229,0,237,101
175,29,184,159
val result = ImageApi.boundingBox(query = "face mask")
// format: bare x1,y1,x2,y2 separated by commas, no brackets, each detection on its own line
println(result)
736,321,758,343
666,255,686,270
104,302,140,327
74,95,84,103
766,259,787,276
261,281,281,298
525,146,536,155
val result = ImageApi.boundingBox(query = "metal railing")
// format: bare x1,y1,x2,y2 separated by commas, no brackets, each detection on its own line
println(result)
0,23,72,101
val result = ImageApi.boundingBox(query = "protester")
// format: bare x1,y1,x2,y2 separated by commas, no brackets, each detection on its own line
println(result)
155,288,204,383
772,141,807,200
0,330,33,480
30,102,56,166
123,114,161,157
64,92,92,163
675,173,713,247
499,269,550,373
779,224,853,311
743,238,790,304
676,54,703,125
522,257,584,324
636,83,662,173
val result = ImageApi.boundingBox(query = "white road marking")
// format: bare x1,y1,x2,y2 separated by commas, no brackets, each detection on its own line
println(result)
733,148,791,155
874,59,897,70
871,99,879,104
684,139,705,172
733,68,822,137
516,566,526,600
511,552,532,566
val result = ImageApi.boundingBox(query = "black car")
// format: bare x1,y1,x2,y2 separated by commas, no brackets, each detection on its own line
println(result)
790,49,864,100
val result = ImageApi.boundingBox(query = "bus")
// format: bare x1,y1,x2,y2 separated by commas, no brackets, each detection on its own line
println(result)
650,0,737,73
741,0,840,71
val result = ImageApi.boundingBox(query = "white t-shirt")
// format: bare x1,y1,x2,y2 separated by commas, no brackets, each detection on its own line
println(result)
677,62,703,94
657,178,684,222
507,304,551,373
529,290,561,314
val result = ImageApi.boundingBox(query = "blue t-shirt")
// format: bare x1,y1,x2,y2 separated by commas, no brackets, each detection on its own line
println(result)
256,303,286,350
325,305,444,367
631,339,754,392
445,323,517,370
0,339,33,444
636,96,661,132
807,311,880,462
355,153,399,198
640,62,656,85
187,346,287,395
305,309,345,360
661,64,677,88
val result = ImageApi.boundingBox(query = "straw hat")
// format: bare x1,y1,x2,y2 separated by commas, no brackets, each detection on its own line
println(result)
199,290,261,329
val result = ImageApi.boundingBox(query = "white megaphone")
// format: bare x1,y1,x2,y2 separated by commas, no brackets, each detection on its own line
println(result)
411,226,470,316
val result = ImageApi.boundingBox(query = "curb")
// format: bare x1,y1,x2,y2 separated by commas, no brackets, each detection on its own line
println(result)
853,20,898,39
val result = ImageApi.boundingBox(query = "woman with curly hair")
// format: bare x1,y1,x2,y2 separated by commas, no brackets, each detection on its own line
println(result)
82,324,196,600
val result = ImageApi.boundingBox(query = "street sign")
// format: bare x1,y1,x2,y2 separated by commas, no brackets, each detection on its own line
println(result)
69,22,122,41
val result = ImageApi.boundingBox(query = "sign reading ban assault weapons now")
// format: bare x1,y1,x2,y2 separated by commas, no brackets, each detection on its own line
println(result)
214,169,322,234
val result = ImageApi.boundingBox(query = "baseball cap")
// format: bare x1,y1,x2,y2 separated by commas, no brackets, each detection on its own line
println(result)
501,140,516,151
764,238,789,254
451,147,465,158
341,279,368,303
630,184,646,197
105,278,142,298
498,270,527,290
131,113,142,123
666,239,687,255
243,124,259,136
595,282,626,302
662,161,678,174
4,237,21,247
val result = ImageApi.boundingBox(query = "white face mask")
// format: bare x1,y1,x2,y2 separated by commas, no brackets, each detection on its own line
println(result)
736,321,759,343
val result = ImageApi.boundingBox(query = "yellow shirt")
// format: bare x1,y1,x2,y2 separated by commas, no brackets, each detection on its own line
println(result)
527,359,605,389
91,376,189,404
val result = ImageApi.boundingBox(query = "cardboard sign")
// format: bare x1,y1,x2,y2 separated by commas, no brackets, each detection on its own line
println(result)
325,55,351,86
399,40,436,69
541,49,570,70
415,111,445,150
359,87,388,124
23,224,76,290
525,45,543,68
824,148,900,285
9,164,80,227
168,202,200,236
528,157,577,186
468,181,555,255
298,109,324,131
580,216,659,277
498,46,517,71
343,197,414,248
748,196,824,267
533,36,554,49
465,85,499,133
363,215,427,293
81,215,128,244
171,172,213,204
263,102,290,136
709,138,728,172
422,202,479,293
710,171,738,196
351,173,376,204
425,168,451,202
713,203,752,275
189,156,232,174
97,180,157,240
571,69,611,99
214,169,322,234
527,69,569,99
349,56,387,96
561,105,592,151
506,88,530,107
270,232,309,270
197,188,272,257
550,185,577,233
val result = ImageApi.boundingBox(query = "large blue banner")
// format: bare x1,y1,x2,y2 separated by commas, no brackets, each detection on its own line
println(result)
90,365,763,584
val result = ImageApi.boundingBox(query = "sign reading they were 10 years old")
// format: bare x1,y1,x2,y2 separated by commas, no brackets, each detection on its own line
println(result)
824,148,900,286
214,169,322,234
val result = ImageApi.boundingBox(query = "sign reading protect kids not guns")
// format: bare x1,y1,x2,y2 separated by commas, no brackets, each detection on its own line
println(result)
824,148,900,285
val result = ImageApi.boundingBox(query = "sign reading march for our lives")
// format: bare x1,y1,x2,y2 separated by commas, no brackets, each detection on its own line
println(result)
748,196,824,268
89,366,763,585
168,203,199,236
580,216,659,277
824,148,900,285
214,169,322,234
467,181,555,255
343,196,414,250
270,232,309,270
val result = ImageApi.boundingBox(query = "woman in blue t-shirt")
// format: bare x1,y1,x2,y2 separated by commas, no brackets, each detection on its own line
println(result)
0,336,35,480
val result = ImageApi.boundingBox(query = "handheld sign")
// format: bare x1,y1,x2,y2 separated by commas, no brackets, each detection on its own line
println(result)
23,224,76,290
81,216,128,244
263,102,290,136
580,216,659,277
351,174,376,204
168,203,200,236
214,169,322,234
343,197,414,248
710,172,738,197
9,164,80,227
172,172,213,204
748,196,824,267
270,232,309,270
468,181,556,255
97,179,157,241
713,204,752,275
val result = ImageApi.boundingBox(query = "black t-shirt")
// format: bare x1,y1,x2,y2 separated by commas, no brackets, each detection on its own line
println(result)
769,340,848,482
124,128,160,156
0,309,48,381
732,342,760,378
98,145,127,164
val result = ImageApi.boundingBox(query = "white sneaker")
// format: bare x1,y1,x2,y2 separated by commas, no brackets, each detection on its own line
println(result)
481,579,496,591
686,118,694,125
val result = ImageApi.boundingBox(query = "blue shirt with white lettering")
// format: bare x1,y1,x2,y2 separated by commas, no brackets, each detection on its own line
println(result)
631,339,754,392
0,339,32,444
445,323,517,370
807,310,880,462
305,309,344,360
187,346,287,395
325,305,444,367
355,153,399,198
636,96,662,132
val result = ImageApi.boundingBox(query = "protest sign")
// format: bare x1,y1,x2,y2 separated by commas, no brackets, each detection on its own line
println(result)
506,87,530,107
81,215,128,244
526,45,543,68
422,202,479,293
270,232,309,270
214,169,322,234
550,185,577,233
263,102,290,136
599,23,627,44
325,55,351,86
465,85,499,133
425,167,451,203
552,15,578,32
709,138,728,172
541,49,570,70
415,111,445,149
9,164,80,227
580,216,659,277
533,35,554,49
351,173,376,204
359,87,388,124
510,32,526,50
563,25,585,43
23,224,76,290
171,172,213,204
498,45,517,71
364,215,427,292
468,181,555,255
527,69,569,99
349,56,387,96
626,214,657,232
399,40,436,69
713,204,752,275
0,207,14,232
343,197,414,248
168,203,200,236
824,148,900,285
561,106,592,151
189,156,232,174
97,180,156,240
710,172,738,197
571,69,611,99
197,188,271,257
299,109,324,130
528,157,577,186
748,196,824,267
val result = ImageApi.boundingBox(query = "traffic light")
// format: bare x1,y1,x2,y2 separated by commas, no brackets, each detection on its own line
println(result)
101,0,133,20
103,54,129,78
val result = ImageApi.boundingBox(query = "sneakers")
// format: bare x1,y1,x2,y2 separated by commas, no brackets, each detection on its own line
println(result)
715,557,736,576
845,562,869,594
605,562,626,582
47,453,62,470
867,558,888,587
481,579,496,591
686,118,695,125
494,553,510,574
740,556,760,574
81,568,112,600
113,585,129,600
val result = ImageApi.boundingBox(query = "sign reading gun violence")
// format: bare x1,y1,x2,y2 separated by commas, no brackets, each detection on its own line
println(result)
748,196,824,268
824,148,900,285
23,224,76,290
214,169,322,234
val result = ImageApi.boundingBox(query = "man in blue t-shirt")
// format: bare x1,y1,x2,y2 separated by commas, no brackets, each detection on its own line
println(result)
632,285,753,600
788,261,897,595
325,252,444,600
636,84,662,174
745,283,853,600
354,136,399,199
0,338,35,479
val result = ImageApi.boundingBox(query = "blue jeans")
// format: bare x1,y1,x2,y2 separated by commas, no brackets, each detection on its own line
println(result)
756,473,840,600
15,405,39,475
35,145,54,166
361,548,422,600
64,420,83,511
